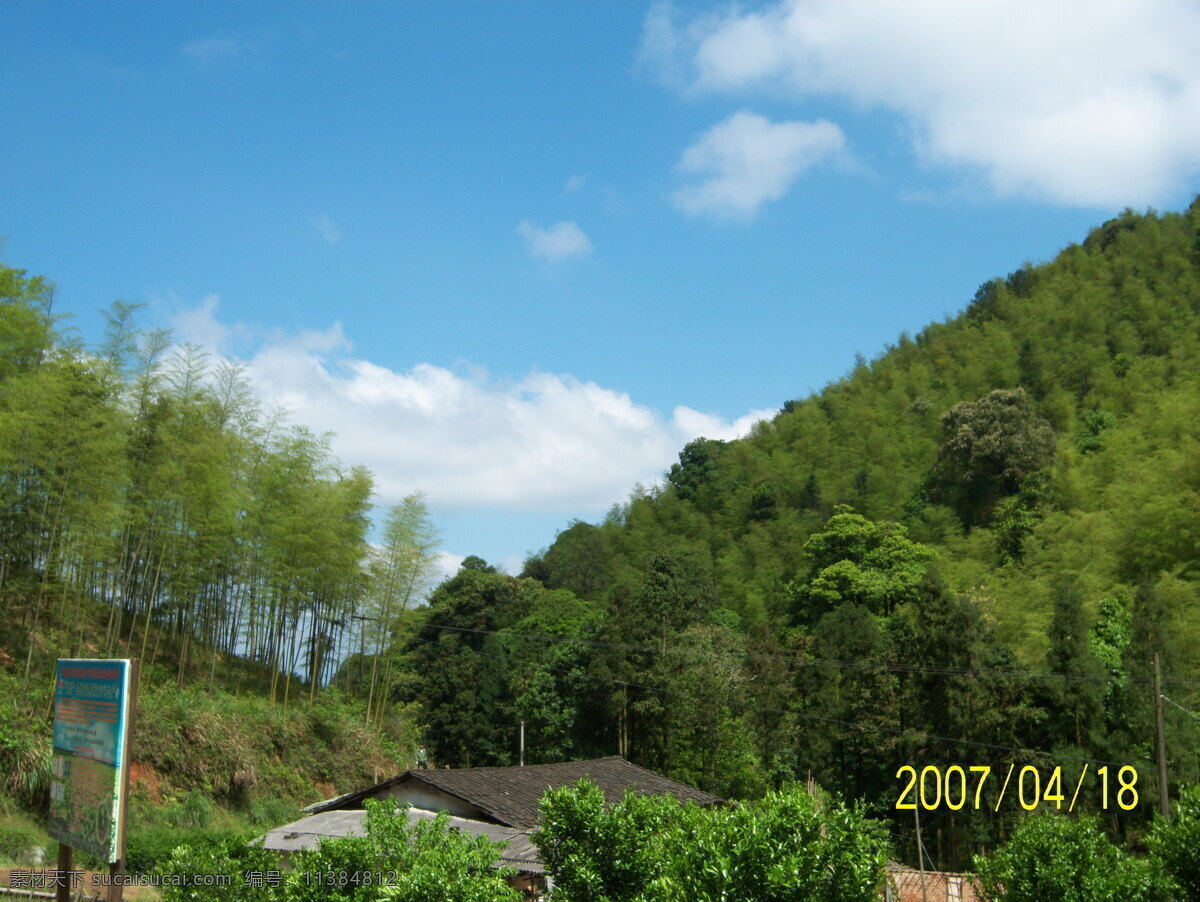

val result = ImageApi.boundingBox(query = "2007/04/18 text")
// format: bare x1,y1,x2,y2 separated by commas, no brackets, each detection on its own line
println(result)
895,763,1139,812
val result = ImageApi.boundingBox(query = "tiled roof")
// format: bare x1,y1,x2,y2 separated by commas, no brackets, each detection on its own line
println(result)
404,756,724,827
258,807,544,874
305,756,724,827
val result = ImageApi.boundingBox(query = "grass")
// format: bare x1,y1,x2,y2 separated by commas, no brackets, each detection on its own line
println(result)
0,577,421,874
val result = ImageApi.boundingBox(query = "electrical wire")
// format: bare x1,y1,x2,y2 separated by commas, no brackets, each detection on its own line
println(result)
405,628,1200,780
1163,694,1200,722
417,622,1200,688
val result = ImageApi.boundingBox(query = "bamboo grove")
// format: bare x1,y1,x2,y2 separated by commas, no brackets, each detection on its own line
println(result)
0,263,439,718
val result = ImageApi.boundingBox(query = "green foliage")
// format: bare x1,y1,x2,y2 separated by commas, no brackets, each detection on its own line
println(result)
156,834,282,902
652,623,766,800
0,814,48,865
1147,784,1200,901
125,826,249,876
156,800,518,902
132,683,406,809
289,800,519,902
648,788,888,902
793,506,933,620
0,682,50,808
637,551,718,648
1042,576,1106,751
535,780,888,902
0,264,55,381
931,387,1056,525
667,438,729,507
973,814,1172,902
535,780,681,901
1075,409,1116,453
532,520,614,600
248,798,299,828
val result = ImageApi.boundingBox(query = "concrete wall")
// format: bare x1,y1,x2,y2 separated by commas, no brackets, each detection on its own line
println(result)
371,781,494,823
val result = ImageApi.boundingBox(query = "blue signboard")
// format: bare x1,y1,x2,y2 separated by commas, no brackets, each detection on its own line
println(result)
48,659,134,862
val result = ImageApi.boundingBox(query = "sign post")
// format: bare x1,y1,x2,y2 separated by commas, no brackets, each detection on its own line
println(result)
48,658,137,902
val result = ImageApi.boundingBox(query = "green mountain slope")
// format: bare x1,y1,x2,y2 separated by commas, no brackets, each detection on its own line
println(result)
490,199,1200,867
536,200,1200,658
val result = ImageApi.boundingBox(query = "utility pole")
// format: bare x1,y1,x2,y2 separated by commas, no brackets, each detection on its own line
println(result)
519,720,525,767
914,803,928,902
1154,652,1170,818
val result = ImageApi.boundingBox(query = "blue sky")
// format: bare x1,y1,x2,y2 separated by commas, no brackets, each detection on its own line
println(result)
4,1,1200,576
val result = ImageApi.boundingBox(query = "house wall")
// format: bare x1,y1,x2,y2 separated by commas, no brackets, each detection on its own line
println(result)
368,782,495,823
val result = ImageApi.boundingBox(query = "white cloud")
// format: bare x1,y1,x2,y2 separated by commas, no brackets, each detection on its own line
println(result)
172,301,775,514
498,556,525,577
673,111,845,218
518,220,593,262
643,0,1200,207
432,551,466,584
672,405,778,442
309,214,342,244
563,175,586,194
172,294,231,353
182,34,262,65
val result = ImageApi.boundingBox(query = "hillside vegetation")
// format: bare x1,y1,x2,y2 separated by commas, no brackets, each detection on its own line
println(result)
0,582,415,876
3,200,1200,875
0,262,427,865
393,200,1200,869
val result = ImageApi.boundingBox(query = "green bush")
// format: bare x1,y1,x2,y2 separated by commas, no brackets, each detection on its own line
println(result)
1148,784,1200,901
289,800,520,902
156,835,283,902
535,780,889,902
155,800,518,902
974,814,1172,902
125,826,249,875
0,690,51,808
249,798,298,828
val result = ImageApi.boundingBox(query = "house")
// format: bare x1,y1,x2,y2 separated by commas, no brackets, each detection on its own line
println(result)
260,756,723,899
260,807,545,897
885,863,982,902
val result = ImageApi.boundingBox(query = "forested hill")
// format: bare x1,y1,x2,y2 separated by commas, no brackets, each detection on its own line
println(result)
531,200,1200,647
3,200,1199,873
401,199,1200,869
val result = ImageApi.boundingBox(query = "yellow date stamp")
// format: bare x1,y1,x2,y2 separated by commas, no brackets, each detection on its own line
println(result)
895,764,1139,812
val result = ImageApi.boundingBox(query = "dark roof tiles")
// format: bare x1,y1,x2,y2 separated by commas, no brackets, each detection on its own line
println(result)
304,756,724,827
404,755,723,827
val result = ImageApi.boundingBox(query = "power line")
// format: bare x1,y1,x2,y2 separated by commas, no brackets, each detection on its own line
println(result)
407,628,1200,781
1163,694,1200,722
417,622,1200,688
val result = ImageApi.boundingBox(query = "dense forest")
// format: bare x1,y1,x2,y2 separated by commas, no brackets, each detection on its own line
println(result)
3,198,1200,875
395,200,1200,868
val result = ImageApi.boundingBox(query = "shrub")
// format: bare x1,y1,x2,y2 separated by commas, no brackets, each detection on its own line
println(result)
0,692,51,808
156,835,282,902
289,799,520,902
973,814,1171,902
155,800,519,902
125,826,248,875
1147,784,1200,901
535,780,889,902
249,798,298,828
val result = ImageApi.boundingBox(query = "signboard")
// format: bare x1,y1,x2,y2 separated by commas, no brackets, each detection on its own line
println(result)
48,659,135,863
